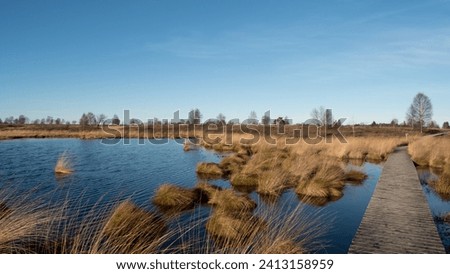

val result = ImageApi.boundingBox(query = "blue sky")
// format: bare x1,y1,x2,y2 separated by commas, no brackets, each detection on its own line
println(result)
1,0,450,124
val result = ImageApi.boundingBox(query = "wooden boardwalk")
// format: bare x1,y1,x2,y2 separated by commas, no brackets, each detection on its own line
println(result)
349,147,445,254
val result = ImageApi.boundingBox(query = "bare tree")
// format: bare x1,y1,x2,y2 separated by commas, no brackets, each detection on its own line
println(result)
129,118,143,125
216,113,226,123
311,106,326,125
443,122,449,129
261,112,271,125
97,114,107,125
79,112,97,126
79,114,88,126
188,109,202,124
18,115,28,124
391,119,399,127
247,110,258,124
46,116,54,125
112,114,120,125
275,117,286,125
429,121,439,129
406,92,433,132
55,118,61,125
5,116,14,124
87,112,97,125
0,118,3,124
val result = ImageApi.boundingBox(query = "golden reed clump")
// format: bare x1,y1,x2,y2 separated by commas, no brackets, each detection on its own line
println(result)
54,152,73,175
409,136,450,168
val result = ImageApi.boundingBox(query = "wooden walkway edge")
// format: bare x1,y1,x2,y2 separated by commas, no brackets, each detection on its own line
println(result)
349,146,445,254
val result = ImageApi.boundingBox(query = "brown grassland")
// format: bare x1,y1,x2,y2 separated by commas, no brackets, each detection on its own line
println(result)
0,123,432,140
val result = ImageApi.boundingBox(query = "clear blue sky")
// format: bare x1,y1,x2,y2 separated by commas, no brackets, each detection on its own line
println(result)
1,0,449,124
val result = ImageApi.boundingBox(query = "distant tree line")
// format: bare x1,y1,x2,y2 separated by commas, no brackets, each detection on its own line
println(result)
0,115,70,125
1,94,448,130
0,113,119,126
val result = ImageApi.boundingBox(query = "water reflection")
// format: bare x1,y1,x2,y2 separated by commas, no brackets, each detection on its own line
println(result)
417,167,450,253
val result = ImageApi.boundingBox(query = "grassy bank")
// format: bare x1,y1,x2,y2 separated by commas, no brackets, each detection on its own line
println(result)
409,135,450,198
0,124,201,140
409,135,450,168
0,124,434,141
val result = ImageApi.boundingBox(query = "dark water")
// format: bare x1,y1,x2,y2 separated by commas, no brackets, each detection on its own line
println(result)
417,168,450,253
0,139,381,253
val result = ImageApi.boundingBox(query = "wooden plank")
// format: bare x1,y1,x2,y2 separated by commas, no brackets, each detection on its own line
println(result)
349,147,445,254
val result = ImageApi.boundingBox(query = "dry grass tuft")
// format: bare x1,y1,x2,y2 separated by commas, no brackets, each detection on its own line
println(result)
196,163,224,178
256,170,289,197
230,145,294,192
98,201,167,253
444,213,450,223
54,152,73,175
297,195,341,207
183,140,191,151
208,189,257,214
195,182,222,202
295,158,345,199
344,170,368,184
212,143,237,152
205,211,260,240
296,181,344,199
0,202,11,219
259,238,305,254
205,204,321,254
429,166,450,200
219,154,249,176
152,184,201,210
230,173,259,187
0,193,54,254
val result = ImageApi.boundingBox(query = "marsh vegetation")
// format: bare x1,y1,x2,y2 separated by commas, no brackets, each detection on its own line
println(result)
0,133,421,254
409,136,450,197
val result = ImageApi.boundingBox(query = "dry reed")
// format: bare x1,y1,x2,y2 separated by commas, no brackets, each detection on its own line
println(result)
0,190,54,254
196,163,224,178
256,170,290,197
195,182,222,202
54,152,73,175
0,188,322,254
208,189,257,214
344,170,368,184
409,136,450,168
205,203,322,254
98,201,167,253
295,158,346,199
152,184,201,210
444,213,450,223
429,164,450,200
